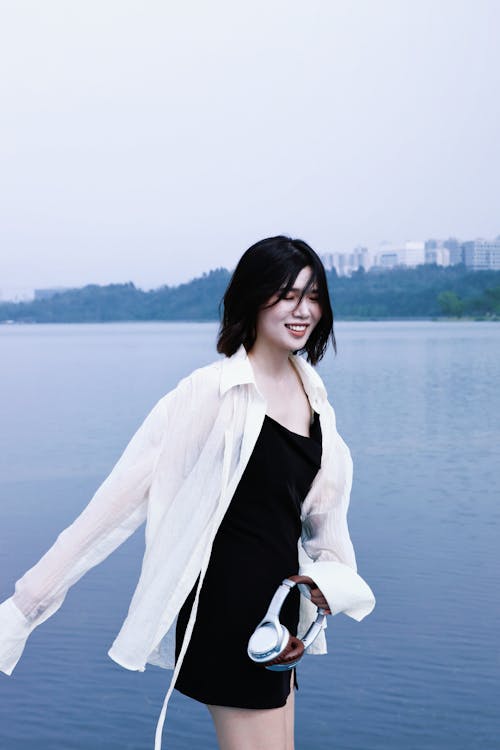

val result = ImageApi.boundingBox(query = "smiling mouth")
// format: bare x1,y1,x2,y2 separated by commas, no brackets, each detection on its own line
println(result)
285,323,309,332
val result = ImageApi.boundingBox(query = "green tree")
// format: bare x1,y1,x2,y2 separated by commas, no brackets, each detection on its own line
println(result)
437,290,464,317
483,286,500,314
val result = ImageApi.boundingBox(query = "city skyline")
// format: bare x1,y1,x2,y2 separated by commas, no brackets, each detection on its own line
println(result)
1,2,499,297
2,232,499,303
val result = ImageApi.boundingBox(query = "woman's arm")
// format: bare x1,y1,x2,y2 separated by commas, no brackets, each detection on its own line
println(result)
299,412,375,626
301,425,357,571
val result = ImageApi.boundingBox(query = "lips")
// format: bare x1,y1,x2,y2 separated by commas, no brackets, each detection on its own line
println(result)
285,323,309,336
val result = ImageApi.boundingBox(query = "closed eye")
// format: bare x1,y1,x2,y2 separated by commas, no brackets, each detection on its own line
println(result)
283,292,319,301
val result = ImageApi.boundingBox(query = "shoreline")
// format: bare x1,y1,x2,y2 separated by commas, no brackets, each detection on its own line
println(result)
1,316,498,325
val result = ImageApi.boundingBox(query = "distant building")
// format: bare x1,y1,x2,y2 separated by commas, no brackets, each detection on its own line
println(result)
353,246,374,272
462,239,500,271
322,235,499,275
321,246,374,277
374,241,425,269
320,253,335,272
425,237,461,265
400,241,426,267
377,250,400,269
425,246,450,266
443,237,463,264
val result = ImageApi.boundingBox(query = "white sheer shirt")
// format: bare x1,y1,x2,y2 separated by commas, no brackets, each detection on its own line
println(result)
0,344,365,748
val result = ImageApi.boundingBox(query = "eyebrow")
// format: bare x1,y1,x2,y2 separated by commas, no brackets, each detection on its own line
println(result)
288,285,319,292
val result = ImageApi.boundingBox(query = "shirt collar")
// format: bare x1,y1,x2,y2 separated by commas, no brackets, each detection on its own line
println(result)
220,344,327,410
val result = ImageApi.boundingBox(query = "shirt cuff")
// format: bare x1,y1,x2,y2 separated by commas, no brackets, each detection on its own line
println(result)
0,597,31,676
298,560,376,621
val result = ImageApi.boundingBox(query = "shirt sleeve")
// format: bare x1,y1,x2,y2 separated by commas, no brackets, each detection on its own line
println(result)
301,422,357,572
298,420,358,654
0,392,169,677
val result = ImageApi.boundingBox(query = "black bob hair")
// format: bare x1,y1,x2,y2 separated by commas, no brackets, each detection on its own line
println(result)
217,235,336,365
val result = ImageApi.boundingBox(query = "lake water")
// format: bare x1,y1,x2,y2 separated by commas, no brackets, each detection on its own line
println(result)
0,321,499,750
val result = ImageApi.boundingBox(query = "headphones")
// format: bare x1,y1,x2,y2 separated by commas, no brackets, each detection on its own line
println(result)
247,575,327,671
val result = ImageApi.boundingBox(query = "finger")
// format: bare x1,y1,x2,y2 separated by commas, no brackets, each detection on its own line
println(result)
310,594,331,611
311,596,326,606
310,593,328,606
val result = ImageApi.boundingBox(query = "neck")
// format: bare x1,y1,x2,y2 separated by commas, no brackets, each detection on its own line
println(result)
247,340,294,379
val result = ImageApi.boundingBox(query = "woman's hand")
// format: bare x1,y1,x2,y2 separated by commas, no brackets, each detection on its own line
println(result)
308,584,332,614
288,575,332,614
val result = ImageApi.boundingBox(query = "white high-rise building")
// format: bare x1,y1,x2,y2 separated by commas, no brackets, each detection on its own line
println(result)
374,241,425,269
353,246,375,272
377,250,400,268
425,246,450,266
463,239,500,270
320,253,335,272
321,246,374,276
399,241,426,267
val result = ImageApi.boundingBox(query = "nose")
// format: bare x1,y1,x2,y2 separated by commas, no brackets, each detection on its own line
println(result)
293,295,312,317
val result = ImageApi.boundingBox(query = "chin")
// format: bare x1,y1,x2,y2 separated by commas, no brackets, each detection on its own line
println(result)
286,340,307,354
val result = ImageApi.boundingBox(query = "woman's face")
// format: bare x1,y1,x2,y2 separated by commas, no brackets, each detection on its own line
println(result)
254,266,322,353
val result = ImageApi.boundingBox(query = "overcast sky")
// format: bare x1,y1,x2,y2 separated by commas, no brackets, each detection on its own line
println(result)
1,0,499,293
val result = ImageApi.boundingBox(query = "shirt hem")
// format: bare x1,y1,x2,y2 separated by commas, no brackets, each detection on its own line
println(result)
107,647,146,672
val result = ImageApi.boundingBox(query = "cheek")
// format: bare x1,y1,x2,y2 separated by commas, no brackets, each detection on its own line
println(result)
312,305,322,324
263,303,289,325
256,308,281,334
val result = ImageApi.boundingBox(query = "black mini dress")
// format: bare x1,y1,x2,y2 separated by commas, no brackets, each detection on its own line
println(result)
174,410,322,708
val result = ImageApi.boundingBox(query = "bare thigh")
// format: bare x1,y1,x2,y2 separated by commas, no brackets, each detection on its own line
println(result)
207,672,295,750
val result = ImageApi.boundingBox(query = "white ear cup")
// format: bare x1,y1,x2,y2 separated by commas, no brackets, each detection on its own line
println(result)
247,576,327,670
248,622,289,661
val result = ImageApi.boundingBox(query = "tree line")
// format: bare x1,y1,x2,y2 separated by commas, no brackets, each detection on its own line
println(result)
1,264,499,323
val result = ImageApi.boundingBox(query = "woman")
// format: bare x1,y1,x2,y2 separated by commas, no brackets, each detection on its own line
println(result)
0,236,373,750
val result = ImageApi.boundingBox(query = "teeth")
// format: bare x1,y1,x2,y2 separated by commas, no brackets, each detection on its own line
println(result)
286,324,307,331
